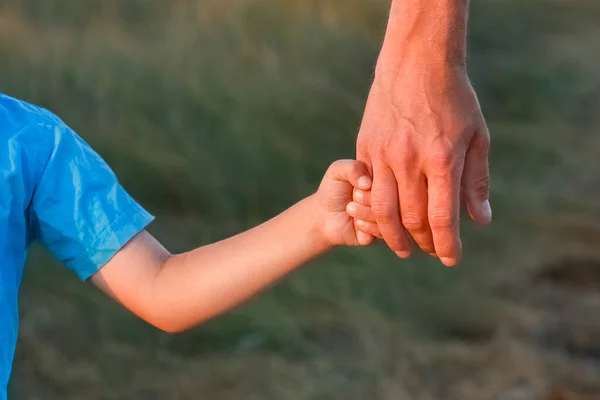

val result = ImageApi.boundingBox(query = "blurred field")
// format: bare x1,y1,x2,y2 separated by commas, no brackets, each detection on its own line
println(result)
2,0,600,398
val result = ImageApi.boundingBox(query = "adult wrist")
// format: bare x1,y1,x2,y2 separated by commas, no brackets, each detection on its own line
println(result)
377,0,469,78
373,51,467,98
375,33,467,81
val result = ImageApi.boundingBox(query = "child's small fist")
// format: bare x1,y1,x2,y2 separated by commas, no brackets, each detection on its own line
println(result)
347,187,382,243
315,160,380,247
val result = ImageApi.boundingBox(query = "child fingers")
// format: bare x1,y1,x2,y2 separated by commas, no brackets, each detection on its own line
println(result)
327,160,372,190
346,201,375,222
356,230,374,246
353,188,371,206
355,220,382,239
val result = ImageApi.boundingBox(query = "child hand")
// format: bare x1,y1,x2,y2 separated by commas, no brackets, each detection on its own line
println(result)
315,160,381,247
349,185,383,242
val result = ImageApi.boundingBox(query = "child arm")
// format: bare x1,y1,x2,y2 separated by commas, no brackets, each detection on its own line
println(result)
91,160,376,333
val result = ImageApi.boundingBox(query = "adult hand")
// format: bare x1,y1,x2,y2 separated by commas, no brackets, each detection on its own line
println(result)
356,62,491,267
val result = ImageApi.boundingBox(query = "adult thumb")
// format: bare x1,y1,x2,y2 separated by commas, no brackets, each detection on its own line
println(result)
462,127,492,225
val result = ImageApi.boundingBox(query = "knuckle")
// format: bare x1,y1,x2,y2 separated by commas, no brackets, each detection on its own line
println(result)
401,211,427,232
429,149,455,172
357,132,383,153
370,143,389,162
395,149,419,171
350,161,365,176
374,136,410,163
468,174,491,196
330,159,347,170
327,160,340,174
427,141,458,174
371,200,394,221
429,212,454,231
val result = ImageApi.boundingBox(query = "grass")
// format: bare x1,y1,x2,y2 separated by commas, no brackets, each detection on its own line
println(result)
2,0,600,398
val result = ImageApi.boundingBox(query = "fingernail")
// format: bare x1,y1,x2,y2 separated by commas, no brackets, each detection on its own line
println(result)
356,219,367,227
440,257,457,267
428,252,437,258
395,251,411,259
358,176,372,189
347,203,357,216
353,189,363,202
481,200,492,222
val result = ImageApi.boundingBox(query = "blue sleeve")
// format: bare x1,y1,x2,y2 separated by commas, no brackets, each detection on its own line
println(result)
30,113,155,280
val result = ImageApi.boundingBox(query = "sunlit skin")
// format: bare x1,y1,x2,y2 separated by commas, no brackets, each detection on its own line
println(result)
91,160,380,333
91,0,491,335
356,0,491,267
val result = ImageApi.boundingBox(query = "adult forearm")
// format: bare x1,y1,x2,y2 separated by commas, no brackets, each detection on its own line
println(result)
377,0,470,77
148,196,330,332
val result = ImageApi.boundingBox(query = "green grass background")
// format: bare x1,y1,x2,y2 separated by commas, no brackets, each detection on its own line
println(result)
2,0,600,398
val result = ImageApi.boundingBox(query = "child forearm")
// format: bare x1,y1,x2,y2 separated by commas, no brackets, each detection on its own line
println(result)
147,195,330,332
92,159,373,333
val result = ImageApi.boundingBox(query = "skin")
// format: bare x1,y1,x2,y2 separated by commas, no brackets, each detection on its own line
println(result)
91,160,380,333
87,0,491,333
356,0,492,267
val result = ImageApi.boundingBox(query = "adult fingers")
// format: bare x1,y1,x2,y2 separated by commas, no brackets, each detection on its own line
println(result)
462,125,492,225
356,141,373,176
396,168,435,256
370,163,412,258
426,147,464,267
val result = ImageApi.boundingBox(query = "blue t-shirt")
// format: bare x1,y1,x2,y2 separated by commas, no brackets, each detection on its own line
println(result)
0,93,154,397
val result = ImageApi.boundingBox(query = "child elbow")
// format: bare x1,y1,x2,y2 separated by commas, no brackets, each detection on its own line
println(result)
142,302,209,333
145,314,190,334
151,319,190,334
154,322,182,334
148,312,209,333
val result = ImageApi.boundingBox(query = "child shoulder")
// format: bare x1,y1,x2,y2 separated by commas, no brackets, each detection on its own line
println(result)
0,93,62,138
